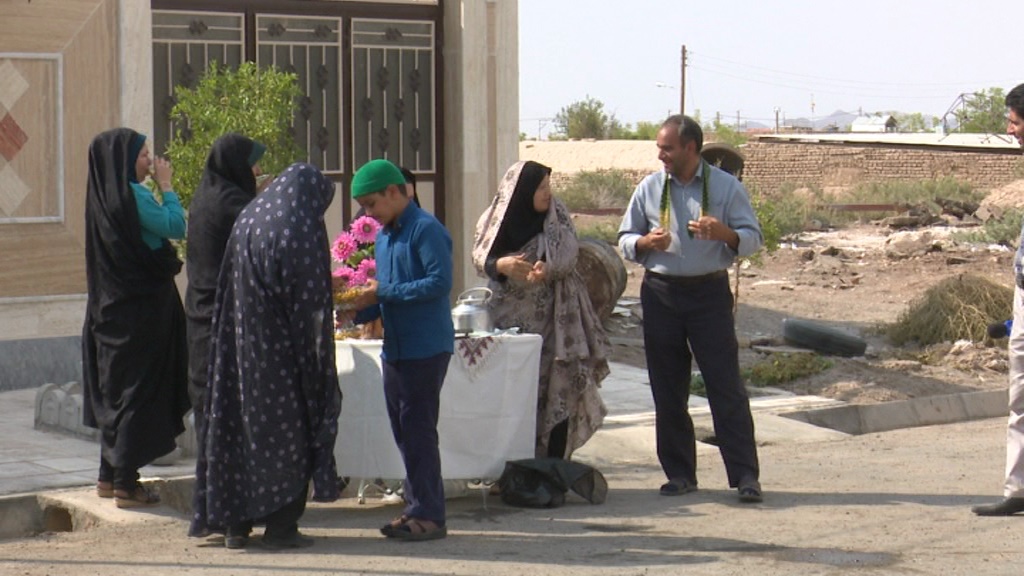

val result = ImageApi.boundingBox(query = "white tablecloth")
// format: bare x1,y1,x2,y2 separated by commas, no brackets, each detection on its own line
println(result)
334,333,541,481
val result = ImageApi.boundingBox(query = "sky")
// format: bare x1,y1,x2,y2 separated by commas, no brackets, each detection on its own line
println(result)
518,0,1021,138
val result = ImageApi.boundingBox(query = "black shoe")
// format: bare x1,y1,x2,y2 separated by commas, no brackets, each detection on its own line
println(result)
972,497,1024,516
224,535,249,549
260,532,315,550
737,478,763,503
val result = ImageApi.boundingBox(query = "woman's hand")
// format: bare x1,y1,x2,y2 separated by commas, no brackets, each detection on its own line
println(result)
526,260,547,284
497,254,534,282
153,157,173,191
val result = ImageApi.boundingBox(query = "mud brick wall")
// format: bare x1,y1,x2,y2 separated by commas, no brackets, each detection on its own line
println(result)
742,141,1024,194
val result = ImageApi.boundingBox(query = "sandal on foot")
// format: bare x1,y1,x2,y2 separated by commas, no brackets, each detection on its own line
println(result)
389,518,447,542
380,514,409,536
113,485,160,509
659,478,697,496
96,481,114,499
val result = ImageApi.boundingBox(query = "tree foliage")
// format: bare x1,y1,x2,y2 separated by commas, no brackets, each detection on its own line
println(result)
703,118,748,147
893,111,937,133
954,87,1007,134
553,96,621,139
164,61,303,207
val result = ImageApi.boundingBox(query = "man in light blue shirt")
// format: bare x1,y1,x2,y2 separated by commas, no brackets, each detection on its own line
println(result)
618,114,763,503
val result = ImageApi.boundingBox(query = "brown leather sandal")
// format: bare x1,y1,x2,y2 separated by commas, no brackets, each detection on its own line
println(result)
389,518,447,542
113,485,160,509
380,514,409,536
96,481,114,498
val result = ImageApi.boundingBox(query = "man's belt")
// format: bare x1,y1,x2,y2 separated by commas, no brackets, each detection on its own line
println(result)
645,269,727,287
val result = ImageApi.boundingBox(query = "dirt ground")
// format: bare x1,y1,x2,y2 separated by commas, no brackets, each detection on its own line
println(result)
590,214,1017,405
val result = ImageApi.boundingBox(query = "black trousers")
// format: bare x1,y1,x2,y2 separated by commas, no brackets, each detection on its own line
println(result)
641,271,759,487
98,455,139,491
383,352,450,525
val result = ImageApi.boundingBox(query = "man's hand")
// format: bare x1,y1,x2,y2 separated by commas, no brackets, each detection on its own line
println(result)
639,227,671,252
688,216,739,249
351,280,379,309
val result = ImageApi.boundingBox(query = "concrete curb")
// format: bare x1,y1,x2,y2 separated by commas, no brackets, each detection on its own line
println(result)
779,389,1007,435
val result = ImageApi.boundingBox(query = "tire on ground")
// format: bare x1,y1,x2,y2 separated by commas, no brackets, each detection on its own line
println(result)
782,318,867,357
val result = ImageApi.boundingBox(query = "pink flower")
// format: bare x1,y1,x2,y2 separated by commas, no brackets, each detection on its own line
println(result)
356,258,377,282
350,215,381,244
349,268,368,287
331,232,357,263
331,266,355,287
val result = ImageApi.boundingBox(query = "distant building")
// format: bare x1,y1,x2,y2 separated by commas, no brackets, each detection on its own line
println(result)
851,115,898,133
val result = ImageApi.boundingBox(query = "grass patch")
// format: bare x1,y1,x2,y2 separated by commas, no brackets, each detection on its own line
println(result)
576,223,619,244
557,169,636,211
886,274,1013,346
954,208,1024,246
743,353,834,387
746,177,983,234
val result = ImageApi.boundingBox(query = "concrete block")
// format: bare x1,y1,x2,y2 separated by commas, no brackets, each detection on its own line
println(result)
34,382,59,428
855,401,918,434
961,390,1008,420
35,385,66,430
909,395,969,428
791,405,864,435
0,494,42,540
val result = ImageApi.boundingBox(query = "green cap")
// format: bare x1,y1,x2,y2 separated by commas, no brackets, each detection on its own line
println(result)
351,159,406,198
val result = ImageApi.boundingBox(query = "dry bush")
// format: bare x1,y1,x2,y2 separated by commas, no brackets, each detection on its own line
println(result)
887,274,1013,346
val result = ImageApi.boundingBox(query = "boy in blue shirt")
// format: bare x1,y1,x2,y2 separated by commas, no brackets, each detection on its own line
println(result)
351,159,454,541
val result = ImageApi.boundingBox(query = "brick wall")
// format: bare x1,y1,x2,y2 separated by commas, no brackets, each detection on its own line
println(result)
742,141,1024,195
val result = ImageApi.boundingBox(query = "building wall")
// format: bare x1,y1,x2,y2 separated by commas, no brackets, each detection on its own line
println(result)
742,141,1024,194
0,0,519,391
0,0,120,326
443,0,519,293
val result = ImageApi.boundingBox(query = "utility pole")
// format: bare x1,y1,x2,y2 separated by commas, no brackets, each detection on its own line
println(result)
736,110,741,129
774,107,780,133
679,44,686,115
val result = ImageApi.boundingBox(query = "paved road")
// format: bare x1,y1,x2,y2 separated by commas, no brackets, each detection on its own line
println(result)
0,364,1021,575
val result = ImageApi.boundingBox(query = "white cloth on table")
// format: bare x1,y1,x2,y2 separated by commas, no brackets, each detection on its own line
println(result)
334,333,541,481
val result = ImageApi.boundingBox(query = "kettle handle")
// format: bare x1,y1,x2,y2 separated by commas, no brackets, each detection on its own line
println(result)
457,286,492,303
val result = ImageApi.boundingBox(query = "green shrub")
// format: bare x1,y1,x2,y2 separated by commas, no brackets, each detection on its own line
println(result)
556,169,636,211
743,353,834,387
954,208,1024,246
165,61,303,207
577,223,619,245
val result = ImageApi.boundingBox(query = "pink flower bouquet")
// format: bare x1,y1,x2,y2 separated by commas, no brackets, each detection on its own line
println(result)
332,215,381,309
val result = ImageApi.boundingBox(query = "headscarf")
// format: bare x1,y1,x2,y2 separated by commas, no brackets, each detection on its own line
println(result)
472,160,551,271
126,132,146,184
191,162,340,536
185,133,262,402
83,128,182,300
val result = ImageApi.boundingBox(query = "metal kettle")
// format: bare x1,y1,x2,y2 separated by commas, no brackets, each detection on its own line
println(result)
451,287,493,335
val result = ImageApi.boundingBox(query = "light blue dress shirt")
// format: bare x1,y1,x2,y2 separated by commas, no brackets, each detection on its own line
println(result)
617,162,763,276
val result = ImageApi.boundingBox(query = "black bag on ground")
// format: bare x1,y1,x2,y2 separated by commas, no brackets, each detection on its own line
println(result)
497,458,608,508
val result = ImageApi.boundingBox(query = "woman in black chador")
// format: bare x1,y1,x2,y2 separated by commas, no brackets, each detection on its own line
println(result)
184,133,264,430
81,128,190,508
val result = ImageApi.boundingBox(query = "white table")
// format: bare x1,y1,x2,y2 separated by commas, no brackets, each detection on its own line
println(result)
333,333,541,482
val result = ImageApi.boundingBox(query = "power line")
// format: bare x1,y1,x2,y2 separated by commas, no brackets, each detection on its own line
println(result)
689,49,1017,89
